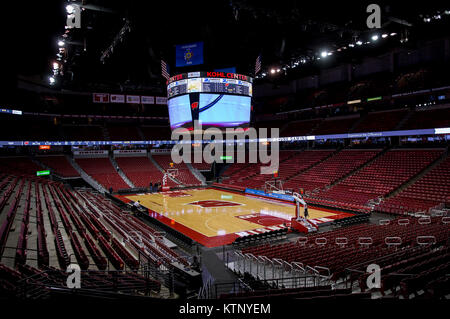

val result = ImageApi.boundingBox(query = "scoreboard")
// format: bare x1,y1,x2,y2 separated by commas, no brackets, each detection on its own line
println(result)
167,71,252,131
202,78,251,95
167,72,253,99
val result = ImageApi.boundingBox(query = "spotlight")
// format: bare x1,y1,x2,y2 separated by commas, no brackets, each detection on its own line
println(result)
52,62,59,70
320,51,327,57
382,34,388,38
49,77,55,84
356,41,363,45
348,43,355,47
58,40,65,47
270,69,275,74
371,35,379,41
390,32,397,36
276,68,280,72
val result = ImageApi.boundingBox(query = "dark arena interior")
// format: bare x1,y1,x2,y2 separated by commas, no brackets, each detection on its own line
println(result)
0,0,449,314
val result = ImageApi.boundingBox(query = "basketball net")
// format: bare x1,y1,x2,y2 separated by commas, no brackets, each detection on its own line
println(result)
264,178,283,193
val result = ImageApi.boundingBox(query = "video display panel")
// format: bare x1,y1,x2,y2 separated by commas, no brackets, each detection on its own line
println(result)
197,94,251,128
167,72,253,131
167,95,192,130
167,94,251,130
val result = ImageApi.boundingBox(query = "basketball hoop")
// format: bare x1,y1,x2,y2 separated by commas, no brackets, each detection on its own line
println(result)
264,178,283,193
167,168,178,178
162,168,178,191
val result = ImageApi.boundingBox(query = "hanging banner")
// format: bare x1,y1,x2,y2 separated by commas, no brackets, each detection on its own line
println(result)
175,42,204,67
141,96,155,104
110,94,125,103
126,95,141,104
155,97,168,105
93,93,109,103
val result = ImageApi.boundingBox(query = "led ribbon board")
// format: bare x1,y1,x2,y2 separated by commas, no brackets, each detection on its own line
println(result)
167,72,253,99
1,126,448,147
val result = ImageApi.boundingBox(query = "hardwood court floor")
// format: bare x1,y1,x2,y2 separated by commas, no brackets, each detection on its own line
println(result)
124,188,353,247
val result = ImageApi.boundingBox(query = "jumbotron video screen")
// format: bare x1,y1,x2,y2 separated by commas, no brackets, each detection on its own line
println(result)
167,71,252,130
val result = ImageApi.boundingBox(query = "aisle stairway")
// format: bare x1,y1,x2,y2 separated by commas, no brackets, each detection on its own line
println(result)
186,163,206,185
109,156,135,188
65,155,107,193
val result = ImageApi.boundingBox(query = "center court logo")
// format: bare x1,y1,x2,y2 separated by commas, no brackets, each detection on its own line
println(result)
187,200,243,208
171,121,279,175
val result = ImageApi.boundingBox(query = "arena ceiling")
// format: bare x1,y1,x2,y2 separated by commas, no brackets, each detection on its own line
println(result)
4,0,450,92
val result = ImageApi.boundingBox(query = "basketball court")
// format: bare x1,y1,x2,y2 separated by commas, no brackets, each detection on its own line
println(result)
117,188,354,247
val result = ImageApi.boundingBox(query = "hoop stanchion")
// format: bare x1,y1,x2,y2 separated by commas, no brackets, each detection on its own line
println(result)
162,169,178,191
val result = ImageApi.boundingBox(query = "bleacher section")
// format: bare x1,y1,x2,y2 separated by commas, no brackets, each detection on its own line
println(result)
191,162,212,171
0,118,60,141
400,107,450,130
115,156,177,188
0,105,447,146
219,285,363,300
0,263,161,298
152,154,201,186
312,115,360,135
0,173,191,297
37,155,80,178
107,124,141,141
76,158,129,190
283,149,381,192
240,217,450,284
0,157,42,175
222,150,334,190
62,125,105,141
378,155,450,215
307,149,443,212
221,151,299,188
351,245,450,298
280,119,321,137
141,126,172,140
352,109,408,133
